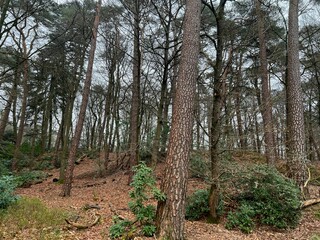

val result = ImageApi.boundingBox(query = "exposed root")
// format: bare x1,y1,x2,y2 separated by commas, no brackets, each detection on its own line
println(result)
65,214,101,229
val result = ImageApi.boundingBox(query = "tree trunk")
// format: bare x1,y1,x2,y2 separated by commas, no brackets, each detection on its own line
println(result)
286,0,307,187
61,0,101,196
12,38,29,171
127,0,141,182
155,0,201,238
0,78,17,141
255,0,276,165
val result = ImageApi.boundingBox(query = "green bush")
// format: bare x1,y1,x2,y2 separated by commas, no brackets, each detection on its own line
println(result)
0,160,11,177
0,175,19,209
16,170,48,188
226,203,255,234
185,189,210,220
109,217,134,239
225,165,301,233
109,162,165,239
189,153,209,179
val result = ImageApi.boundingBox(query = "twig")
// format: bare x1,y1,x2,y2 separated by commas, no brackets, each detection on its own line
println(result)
65,214,101,229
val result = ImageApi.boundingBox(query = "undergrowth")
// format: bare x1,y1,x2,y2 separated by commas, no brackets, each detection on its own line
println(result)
109,162,165,239
0,197,69,239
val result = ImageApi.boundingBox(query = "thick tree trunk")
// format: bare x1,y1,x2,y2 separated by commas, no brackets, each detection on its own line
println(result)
286,0,307,187
155,0,201,239
61,0,101,196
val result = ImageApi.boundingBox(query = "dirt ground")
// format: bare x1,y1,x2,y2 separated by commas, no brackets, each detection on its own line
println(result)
15,156,320,240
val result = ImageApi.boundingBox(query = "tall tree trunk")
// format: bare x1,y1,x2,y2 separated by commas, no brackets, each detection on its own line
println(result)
127,0,141,181
255,0,276,165
234,52,245,149
155,0,201,238
61,0,101,196
286,0,307,187
12,40,29,170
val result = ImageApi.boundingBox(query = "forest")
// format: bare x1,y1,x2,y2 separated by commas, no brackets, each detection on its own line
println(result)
1,0,320,239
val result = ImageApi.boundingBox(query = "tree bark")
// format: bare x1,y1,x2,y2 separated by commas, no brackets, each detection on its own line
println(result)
61,0,101,196
255,0,276,165
155,0,201,239
127,0,141,181
286,0,307,187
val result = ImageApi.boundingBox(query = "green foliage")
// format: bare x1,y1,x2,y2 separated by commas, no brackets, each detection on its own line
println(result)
315,210,320,220
225,203,255,234
189,152,209,179
142,224,156,237
0,197,68,239
185,189,210,220
225,165,302,233
109,217,134,239
0,141,14,166
311,234,320,240
20,141,42,157
15,170,48,188
0,160,11,176
109,162,165,239
0,175,19,209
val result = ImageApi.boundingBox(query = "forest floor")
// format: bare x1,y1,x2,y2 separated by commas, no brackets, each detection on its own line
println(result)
12,155,320,240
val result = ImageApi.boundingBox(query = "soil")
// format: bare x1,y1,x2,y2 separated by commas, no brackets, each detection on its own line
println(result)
14,156,320,240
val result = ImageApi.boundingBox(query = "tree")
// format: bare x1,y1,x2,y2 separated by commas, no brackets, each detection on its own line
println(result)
61,0,101,197
202,0,230,223
286,0,307,187
155,0,201,239
255,0,276,165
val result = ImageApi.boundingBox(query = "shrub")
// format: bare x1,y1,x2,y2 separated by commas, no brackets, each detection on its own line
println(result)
189,153,209,179
16,170,48,188
185,189,210,220
225,203,255,234
0,175,19,209
225,165,301,233
109,162,165,239
0,160,11,177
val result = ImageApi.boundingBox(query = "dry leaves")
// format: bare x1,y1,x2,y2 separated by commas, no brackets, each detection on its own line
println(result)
14,157,320,240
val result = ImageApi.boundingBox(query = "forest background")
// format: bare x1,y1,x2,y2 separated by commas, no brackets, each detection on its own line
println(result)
1,0,320,239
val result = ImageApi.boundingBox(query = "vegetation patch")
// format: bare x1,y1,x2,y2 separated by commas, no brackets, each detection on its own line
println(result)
185,189,210,220
225,165,301,233
0,197,69,239
0,175,19,209
109,162,165,239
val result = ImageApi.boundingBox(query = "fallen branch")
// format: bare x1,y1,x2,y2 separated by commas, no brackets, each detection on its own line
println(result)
109,202,125,220
301,198,320,209
65,214,101,229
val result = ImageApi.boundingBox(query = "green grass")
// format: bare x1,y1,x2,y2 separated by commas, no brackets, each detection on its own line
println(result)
310,235,320,240
0,197,69,239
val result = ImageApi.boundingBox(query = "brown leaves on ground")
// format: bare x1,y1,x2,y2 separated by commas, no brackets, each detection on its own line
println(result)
14,156,320,240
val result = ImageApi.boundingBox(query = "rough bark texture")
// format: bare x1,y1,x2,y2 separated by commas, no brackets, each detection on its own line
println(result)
61,0,101,196
255,0,276,165
202,0,228,223
128,0,141,180
286,0,307,187
155,0,201,239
